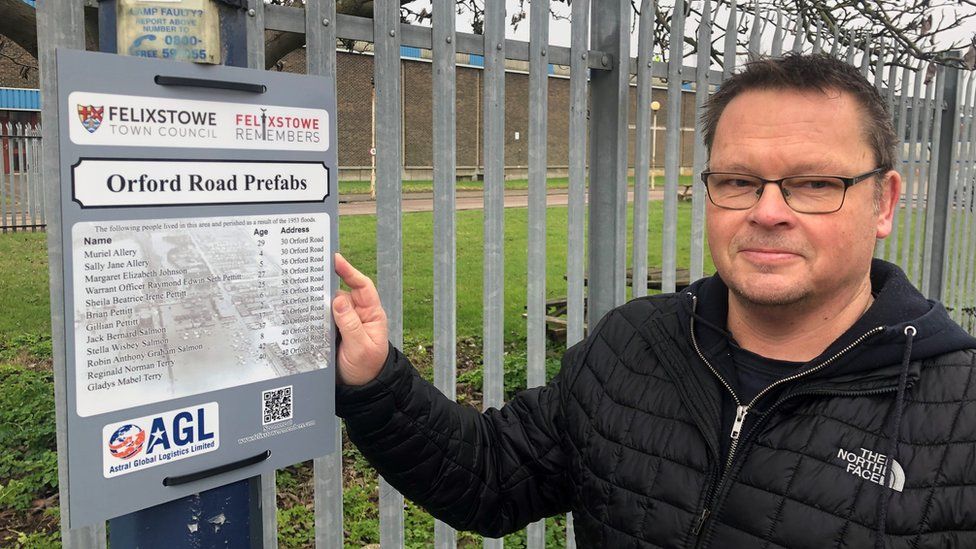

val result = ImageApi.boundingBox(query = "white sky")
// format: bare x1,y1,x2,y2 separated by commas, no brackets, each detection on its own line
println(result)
406,1,975,71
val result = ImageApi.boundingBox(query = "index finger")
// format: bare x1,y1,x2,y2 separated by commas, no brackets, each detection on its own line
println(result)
333,253,382,308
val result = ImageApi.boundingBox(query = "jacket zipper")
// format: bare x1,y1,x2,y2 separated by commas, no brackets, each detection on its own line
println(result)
696,384,900,548
687,294,885,540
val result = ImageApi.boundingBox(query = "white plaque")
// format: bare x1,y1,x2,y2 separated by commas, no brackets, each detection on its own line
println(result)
72,213,331,417
72,159,329,207
70,92,330,151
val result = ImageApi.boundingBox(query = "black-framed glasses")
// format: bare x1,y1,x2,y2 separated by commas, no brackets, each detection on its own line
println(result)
701,168,886,214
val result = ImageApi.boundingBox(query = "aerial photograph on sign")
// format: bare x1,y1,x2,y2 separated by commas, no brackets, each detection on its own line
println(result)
71,213,330,416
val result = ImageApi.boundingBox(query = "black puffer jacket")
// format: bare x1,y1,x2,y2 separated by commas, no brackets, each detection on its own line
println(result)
336,260,976,547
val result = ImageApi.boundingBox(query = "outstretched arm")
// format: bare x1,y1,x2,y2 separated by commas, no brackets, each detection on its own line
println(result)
331,254,577,536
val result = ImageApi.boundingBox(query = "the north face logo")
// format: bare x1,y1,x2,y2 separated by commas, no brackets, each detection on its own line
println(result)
836,447,904,492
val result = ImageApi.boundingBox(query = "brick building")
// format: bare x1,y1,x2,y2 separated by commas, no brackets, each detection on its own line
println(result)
0,35,40,175
0,33,40,125
280,46,699,181
0,31,699,181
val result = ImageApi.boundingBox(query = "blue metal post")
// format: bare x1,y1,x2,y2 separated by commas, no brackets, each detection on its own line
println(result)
99,2,263,546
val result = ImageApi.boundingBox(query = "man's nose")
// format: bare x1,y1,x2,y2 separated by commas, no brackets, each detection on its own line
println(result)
747,182,796,227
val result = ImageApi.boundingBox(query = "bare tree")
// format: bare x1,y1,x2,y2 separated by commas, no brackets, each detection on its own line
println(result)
507,0,976,71
2,0,975,83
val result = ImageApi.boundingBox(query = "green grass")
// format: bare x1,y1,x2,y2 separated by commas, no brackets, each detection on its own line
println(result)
0,202,710,547
337,201,711,343
0,234,51,340
5,197,974,546
338,175,692,195
0,202,710,350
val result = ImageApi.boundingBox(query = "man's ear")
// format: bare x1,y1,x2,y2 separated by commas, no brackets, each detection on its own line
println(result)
876,170,902,239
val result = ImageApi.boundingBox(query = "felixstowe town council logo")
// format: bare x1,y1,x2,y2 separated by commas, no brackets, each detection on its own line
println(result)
77,104,104,133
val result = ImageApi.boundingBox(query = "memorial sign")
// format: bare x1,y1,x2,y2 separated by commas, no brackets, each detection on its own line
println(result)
53,49,337,527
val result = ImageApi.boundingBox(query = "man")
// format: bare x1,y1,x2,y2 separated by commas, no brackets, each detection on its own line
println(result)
330,54,976,547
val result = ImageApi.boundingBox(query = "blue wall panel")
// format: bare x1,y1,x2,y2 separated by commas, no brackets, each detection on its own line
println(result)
400,46,422,60
0,88,41,111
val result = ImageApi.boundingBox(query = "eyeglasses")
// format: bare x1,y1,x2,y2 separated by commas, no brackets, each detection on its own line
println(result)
701,168,886,214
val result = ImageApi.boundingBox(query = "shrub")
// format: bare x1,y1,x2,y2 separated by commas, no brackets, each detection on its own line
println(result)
0,365,59,511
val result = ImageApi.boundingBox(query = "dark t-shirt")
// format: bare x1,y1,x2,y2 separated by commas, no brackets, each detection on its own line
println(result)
713,343,805,463
690,286,808,463
725,344,805,404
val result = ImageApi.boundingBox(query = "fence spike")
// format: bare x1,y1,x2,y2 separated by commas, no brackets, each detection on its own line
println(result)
846,29,857,64
813,18,823,54
723,0,737,79
771,8,783,57
791,17,804,53
747,1,762,60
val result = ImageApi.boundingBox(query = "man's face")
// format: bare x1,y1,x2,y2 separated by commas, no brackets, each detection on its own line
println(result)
706,88,899,308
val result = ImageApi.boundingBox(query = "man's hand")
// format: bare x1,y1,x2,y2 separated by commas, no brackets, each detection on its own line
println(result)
332,253,389,386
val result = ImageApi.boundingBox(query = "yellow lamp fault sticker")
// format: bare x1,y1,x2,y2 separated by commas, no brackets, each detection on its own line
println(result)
117,0,220,64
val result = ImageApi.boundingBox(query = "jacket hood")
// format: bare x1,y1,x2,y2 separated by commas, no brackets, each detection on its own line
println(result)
681,259,976,386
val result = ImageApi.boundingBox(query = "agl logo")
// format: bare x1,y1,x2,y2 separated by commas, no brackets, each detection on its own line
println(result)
107,407,215,460
107,424,145,459
102,402,220,478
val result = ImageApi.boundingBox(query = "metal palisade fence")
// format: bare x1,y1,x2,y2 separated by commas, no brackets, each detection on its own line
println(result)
0,122,44,232
36,0,976,547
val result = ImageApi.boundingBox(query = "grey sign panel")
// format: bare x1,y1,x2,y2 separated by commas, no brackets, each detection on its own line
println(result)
54,49,337,528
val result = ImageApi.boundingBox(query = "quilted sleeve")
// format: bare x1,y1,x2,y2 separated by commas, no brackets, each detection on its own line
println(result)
335,340,589,538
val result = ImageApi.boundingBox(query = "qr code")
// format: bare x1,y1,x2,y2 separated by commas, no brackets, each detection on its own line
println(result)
262,385,293,425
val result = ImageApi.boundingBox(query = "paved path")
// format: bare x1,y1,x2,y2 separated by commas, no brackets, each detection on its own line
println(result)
338,187,677,216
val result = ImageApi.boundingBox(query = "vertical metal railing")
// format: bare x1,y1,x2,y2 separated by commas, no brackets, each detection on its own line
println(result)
922,66,948,296
304,1,345,548
588,0,631,322
525,0,550,545
36,2,108,547
946,74,973,323
431,0,458,547
902,63,924,275
964,83,976,331
873,42,889,259
885,63,911,264
35,2,976,548
689,0,712,282
566,0,589,353
373,0,406,545
945,73,976,331
0,123,44,232
660,0,684,294
912,80,935,284
564,3,590,544
198,2,976,546
241,2,282,543
963,77,976,330
481,2,506,548
631,0,655,299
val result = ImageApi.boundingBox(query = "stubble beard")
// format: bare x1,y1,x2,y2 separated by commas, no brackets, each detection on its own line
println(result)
723,234,814,307
724,272,813,308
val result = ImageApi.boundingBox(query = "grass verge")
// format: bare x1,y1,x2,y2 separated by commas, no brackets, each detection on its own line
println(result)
338,175,690,195
0,200,709,547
